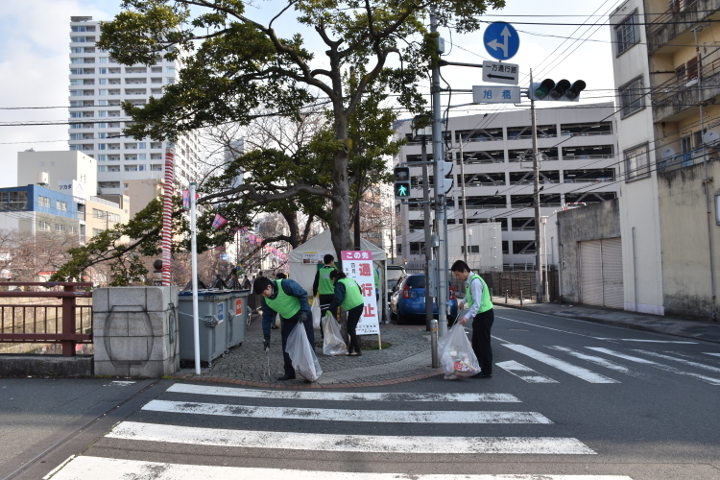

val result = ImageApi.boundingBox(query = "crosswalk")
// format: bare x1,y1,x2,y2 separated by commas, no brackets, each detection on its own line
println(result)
44,383,631,480
494,336,720,386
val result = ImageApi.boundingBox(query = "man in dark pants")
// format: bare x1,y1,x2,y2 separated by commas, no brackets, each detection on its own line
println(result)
450,260,494,378
253,276,315,382
312,254,337,337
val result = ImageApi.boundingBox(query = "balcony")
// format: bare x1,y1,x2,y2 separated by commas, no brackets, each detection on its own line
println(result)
646,0,720,54
652,56,720,122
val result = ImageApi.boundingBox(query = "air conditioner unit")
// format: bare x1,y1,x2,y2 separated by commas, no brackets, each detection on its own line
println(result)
37,172,49,186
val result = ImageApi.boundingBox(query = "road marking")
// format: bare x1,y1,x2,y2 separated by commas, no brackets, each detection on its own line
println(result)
496,360,558,383
592,338,697,344
46,457,633,479
106,421,595,454
142,400,551,424
631,349,720,374
548,346,638,376
495,316,600,340
502,344,619,383
586,347,720,385
704,352,720,358
166,383,521,403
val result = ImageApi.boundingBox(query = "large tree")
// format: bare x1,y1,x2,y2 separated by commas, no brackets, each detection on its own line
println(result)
98,0,505,257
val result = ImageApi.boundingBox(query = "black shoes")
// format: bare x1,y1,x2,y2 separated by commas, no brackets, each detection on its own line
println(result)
471,372,493,379
277,374,296,381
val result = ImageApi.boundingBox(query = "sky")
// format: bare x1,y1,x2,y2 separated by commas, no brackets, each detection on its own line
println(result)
0,0,623,188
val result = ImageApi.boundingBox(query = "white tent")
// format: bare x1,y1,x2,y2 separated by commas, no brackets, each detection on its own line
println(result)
288,229,386,297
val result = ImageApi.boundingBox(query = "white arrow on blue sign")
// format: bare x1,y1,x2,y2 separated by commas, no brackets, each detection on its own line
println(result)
483,22,519,61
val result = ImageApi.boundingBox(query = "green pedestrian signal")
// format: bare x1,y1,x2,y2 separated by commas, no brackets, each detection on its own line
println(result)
394,182,411,198
393,166,411,199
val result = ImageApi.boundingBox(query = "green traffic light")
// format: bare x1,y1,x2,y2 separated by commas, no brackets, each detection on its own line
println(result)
395,182,410,197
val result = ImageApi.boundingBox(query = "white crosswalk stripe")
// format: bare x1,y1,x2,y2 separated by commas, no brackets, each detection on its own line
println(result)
142,399,552,424
547,346,639,377
166,383,522,402
502,344,619,383
46,457,634,480
631,349,720,374
496,360,558,383
586,347,720,385
704,352,720,358
44,383,609,479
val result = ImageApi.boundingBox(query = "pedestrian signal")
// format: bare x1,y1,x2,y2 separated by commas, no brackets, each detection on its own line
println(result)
394,166,411,199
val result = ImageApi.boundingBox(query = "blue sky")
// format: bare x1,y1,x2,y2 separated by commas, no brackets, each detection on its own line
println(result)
0,0,621,187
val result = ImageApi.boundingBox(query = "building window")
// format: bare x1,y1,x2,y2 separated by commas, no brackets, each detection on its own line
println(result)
125,165,138,172
619,77,645,118
37,196,51,207
150,164,162,171
57,200,68,211
56,224,66,232
625,143,649,181
0,191,28,210
97,154,106,161
93,228,104,236
38,221,51,231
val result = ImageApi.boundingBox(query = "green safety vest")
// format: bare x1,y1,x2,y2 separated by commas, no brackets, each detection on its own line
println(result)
318,266,336,295
465,273,493,314
338,277,364,311
264,280,301,319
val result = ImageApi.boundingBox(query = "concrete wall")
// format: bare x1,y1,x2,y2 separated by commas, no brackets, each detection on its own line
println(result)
93,286,179,377
17,151,97,196
658,159,720,320
558,200,621,303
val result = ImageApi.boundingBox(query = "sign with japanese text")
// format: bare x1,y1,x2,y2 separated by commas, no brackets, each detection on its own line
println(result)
340,250,380,335
472,85,521,104
482,60,519,85
234,298,243,316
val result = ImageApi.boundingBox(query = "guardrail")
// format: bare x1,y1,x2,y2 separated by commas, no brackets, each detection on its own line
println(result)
0,282,93,356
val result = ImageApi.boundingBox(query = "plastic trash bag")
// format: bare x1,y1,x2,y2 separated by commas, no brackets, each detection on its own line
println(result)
311,296,321,329
285,322,323,382
322,311,348,356
438,322,480,380
275,313,281,328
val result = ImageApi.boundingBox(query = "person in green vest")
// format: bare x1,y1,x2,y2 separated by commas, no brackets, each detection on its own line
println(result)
328,270,365,356
450,259,494,378
312,254,338,337
253,276,315,381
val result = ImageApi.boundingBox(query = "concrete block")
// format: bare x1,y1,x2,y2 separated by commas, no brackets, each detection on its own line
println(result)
127,311,154,337
92,312,109,337
93,336,110,362
145,311,167,337
93,288,110,313
130,360,165,378
105,335,152,364
148,335,170,362
109,287,148,308
94,359,129,377
105,311,129,337
0,355,93,377
146,286,176,312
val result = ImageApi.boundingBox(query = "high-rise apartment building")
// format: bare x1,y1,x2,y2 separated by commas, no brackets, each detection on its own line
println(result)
68,16,201,211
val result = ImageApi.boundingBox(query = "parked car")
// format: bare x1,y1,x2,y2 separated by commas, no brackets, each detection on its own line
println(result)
389,273,458,328
385,265,406,305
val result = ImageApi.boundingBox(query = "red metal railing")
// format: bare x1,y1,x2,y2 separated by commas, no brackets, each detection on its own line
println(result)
0,282,92,356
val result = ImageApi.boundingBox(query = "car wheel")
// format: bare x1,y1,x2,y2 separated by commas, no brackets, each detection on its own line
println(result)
396,312,406,325
390,309,397,321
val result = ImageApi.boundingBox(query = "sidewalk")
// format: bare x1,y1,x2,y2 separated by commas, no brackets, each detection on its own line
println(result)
492,296,720,344
171,316,441,388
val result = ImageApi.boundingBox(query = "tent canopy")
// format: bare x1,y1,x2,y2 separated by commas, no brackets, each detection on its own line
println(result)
288,229,386,295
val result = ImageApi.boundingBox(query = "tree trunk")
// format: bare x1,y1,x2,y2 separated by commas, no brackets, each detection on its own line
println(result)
330,146,353,260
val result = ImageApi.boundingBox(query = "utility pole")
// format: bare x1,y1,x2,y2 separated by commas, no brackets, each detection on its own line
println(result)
421,137,434,327
530,69,544,303
459,135,469,265
431,6,448,336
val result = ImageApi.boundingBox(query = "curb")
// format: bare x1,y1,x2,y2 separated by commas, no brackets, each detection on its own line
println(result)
494,302,720,345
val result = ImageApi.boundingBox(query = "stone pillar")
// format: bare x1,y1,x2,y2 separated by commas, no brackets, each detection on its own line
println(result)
93,286,179,377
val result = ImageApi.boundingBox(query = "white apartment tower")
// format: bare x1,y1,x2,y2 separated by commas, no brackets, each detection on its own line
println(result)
68,16,201,204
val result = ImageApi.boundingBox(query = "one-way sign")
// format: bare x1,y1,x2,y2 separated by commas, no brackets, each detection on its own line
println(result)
482,60,519,85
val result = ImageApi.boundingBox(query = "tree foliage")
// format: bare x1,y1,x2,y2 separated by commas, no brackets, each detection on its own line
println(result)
99,0,506,258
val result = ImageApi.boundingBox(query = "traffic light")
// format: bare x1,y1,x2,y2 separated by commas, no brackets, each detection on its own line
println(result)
394,166,411,199
529,79,586,101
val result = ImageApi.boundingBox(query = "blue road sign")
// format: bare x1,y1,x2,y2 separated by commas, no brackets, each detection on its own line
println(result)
483,22,519,61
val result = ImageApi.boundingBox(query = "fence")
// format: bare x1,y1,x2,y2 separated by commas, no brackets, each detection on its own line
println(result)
0,282,93,356
482,270,559,302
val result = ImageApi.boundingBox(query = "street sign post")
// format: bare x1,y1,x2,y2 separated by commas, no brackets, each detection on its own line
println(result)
472,85,521,104
482,60,519,85
483,22,519,61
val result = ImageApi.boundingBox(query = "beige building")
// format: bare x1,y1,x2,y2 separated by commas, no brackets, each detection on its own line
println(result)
611,0,720,320
86,196,130,237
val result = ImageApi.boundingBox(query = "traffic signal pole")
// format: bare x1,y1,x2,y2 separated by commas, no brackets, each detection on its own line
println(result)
431,6,448,336
530,70,544,303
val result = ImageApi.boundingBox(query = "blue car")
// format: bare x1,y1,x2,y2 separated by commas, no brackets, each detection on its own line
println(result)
389,274,458,327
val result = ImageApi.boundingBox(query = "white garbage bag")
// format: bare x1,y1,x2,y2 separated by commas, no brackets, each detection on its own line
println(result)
285,322,323,382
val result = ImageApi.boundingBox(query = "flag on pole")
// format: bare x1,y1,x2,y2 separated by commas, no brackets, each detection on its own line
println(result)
212,214,227,229
182,190,190,210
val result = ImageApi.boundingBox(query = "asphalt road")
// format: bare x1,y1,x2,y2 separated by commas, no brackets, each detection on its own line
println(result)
13,305,720,480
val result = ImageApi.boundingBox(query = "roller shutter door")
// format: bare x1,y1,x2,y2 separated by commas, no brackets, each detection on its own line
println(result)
601,238,624,309
580,240,603,306
579,238,624,308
